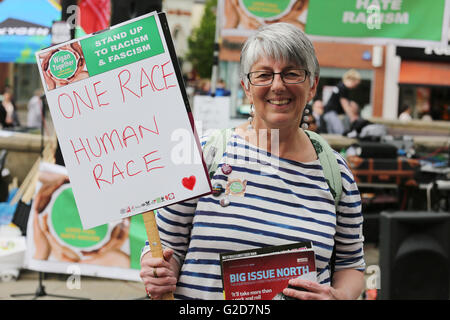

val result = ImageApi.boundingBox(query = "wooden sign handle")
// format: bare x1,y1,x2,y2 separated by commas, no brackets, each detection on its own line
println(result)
142,210,174,300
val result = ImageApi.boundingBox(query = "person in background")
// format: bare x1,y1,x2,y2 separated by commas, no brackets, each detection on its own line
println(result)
0,87,20,129
342,100,372,137
197,79,211,95
27,89,44,129
398,104,412,122
140,23,365,300
311,99,324,132
342,100,360,134
420,112,433,122
214,79,231,96
322,69,361,134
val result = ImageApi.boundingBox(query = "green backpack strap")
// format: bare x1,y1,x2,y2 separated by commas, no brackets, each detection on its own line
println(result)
304,130,344,278
304,130,342,208
203,128,233,179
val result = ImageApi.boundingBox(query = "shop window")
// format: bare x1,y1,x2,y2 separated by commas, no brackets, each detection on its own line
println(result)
399,85,450,121
14,64,41,108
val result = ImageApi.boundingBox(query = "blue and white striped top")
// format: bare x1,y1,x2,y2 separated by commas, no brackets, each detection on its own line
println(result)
145,131,365,300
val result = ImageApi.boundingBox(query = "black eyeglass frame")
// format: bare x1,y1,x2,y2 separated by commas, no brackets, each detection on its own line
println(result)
246,69,310,86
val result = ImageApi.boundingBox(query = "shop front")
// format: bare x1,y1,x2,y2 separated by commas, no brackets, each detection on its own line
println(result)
396,45,450,121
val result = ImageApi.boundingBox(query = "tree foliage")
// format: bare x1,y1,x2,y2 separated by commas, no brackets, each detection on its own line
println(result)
186,0,217,79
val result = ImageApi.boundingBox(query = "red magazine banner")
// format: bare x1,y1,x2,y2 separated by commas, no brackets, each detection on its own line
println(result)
220,242,317,300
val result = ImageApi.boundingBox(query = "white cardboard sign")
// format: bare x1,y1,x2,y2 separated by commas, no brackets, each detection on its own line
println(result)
193,95,231,131
36,12,211,229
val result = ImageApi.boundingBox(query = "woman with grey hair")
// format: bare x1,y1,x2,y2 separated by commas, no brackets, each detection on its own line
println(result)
140,23,365,300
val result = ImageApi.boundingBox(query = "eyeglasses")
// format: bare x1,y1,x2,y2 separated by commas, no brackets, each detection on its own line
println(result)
247,69,309,86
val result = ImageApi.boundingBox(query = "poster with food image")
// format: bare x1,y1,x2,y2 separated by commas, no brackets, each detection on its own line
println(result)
25,162,148,281
35,12,212,230
221,0,309,36
218,0,309,61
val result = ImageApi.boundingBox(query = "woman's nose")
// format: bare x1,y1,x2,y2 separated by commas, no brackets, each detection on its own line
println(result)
271,73,285,90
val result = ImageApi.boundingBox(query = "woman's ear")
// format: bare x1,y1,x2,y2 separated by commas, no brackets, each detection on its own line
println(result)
241,80,253,104
307,76,319,102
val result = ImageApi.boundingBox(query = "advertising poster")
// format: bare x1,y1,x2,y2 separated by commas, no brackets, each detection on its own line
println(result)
221,0,309,36
220,242,317,300
35,12,212,230
218,0,450,62
24,162,146,281
219,0,308,61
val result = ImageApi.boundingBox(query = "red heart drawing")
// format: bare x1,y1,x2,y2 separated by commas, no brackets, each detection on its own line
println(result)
182,175,196,190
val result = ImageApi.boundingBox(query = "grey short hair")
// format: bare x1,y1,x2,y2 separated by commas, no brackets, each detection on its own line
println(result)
240,23,319,88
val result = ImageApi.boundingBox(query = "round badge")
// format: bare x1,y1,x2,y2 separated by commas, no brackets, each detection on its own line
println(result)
220,198,230,207
226,179,248,197
229,181,244,194
212,183,224,197
221,164,233,175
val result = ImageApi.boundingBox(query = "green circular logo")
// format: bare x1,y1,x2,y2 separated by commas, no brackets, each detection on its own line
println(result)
49,50,77,79
241,0,291,19
230,181,244,193
51,187,108,248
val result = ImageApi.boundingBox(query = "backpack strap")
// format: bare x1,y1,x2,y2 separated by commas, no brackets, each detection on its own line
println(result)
203,128,233,179
304,130,342,208
304,130,343,280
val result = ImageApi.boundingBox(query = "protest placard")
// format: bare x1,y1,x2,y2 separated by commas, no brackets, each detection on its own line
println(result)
35,12,211,234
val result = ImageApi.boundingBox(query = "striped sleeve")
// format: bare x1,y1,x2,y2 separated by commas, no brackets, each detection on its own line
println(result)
155,200,198,265
333,152,365,272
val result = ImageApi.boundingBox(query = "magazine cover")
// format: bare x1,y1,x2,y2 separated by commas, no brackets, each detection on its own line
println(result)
220,242,317,300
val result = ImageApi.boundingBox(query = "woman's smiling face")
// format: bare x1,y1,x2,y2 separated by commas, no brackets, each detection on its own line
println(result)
242,56,318,130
